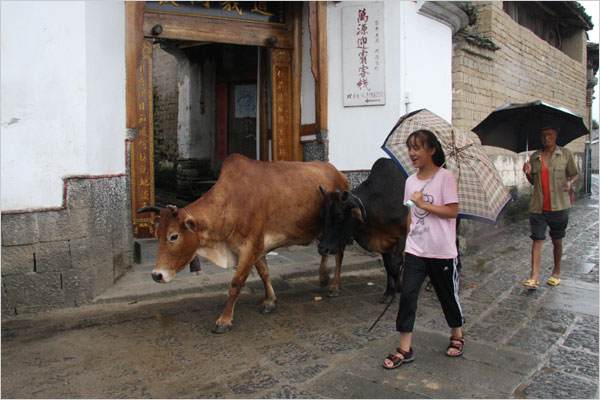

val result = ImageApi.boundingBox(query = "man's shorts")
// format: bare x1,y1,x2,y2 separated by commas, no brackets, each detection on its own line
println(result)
529,210,569,240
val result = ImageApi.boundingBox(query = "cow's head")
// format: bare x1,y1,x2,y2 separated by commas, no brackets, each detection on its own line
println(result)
137,205,199,283
317,186,364,256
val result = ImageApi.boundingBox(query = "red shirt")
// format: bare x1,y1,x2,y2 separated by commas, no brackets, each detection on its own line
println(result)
541,156,552,211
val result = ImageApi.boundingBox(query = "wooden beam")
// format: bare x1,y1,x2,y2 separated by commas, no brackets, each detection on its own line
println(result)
143,12,294,49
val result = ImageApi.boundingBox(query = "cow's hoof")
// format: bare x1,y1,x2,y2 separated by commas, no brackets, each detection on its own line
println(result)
260,304,276,314
211,324,232,334
379,294,393,304
319,276,330,288
328,290,340,298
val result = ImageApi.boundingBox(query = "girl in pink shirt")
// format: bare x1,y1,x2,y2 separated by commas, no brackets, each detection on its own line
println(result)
383,129,464,369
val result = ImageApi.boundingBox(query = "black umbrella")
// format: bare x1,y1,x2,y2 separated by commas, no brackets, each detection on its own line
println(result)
472,100,589,154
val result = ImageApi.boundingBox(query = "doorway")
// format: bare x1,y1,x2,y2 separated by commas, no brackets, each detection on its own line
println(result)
152,41,270,206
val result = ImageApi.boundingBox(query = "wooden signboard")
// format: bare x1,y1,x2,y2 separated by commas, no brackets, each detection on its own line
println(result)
271,48,293,161
131,40,156,238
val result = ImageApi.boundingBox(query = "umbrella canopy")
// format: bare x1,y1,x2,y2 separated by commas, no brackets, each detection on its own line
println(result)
472,100,589,153
382,109,512,224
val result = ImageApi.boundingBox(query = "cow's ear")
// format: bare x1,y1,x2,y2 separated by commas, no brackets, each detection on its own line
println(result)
319,186,327,197
184,217,197,232
351,206,363,223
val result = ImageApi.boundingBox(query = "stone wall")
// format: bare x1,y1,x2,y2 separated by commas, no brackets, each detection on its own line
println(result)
452,1,589,225
152,44,180,191
1,175,133,315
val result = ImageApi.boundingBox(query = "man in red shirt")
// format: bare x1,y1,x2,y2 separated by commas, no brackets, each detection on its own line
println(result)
522,125,579,289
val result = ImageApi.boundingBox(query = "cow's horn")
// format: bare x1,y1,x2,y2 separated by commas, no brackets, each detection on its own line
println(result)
319,186,328,196
137,205,162,214
166,205,178,217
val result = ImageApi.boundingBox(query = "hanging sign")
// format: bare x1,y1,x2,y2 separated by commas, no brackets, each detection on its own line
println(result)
342,2,385,107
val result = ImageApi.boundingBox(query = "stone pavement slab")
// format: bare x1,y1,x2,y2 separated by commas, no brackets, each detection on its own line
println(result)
543,280,599,316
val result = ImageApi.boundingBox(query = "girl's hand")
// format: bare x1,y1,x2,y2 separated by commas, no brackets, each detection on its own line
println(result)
564,180,572,192
410,191,423,208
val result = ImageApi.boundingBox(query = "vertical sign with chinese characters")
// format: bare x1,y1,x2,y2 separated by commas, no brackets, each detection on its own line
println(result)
271,48,293,161
342,2,385,107
131,40,156,238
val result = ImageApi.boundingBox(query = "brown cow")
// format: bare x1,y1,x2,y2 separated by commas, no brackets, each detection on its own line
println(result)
138,154,349,333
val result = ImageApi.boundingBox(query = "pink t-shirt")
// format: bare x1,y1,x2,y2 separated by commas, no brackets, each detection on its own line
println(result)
403,168,458,259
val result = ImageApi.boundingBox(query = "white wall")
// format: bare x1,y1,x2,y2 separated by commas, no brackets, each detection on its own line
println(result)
1,1,126,211
85,1,126,175
326,1,453,171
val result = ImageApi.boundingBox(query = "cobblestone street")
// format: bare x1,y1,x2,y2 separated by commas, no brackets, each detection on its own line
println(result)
2,177,598,399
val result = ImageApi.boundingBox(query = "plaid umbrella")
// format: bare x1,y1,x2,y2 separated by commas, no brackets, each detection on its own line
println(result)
381,109,512,224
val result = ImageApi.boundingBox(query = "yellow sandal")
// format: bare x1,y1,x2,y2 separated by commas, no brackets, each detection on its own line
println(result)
523,279,539,289
547,277,561,286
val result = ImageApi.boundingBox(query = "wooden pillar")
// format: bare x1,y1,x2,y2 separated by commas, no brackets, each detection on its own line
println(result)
316,2,328,133
125,1,145,129
309,2,329,134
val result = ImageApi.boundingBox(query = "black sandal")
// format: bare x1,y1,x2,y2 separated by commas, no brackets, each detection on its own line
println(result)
382,347,414,369
446,336,465,357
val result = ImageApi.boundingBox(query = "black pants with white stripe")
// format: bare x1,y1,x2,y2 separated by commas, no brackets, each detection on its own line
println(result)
396,253,463,332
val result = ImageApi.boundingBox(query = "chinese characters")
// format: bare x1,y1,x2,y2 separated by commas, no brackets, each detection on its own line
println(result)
356,8,369,90
342,3,385,107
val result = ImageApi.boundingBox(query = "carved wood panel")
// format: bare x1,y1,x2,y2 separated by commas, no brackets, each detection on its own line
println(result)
271,48,293,161
130,40,155,238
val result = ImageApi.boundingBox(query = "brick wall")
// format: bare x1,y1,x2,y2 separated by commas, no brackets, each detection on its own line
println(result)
453,2,588,135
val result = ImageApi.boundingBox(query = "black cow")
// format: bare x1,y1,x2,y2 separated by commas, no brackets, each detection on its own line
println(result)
318,158,408,303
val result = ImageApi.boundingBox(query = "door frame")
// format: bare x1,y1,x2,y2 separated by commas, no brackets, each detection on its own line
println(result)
125,1,327,238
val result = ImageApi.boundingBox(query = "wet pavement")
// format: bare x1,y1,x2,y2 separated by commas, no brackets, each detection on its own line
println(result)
2,176,598,399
